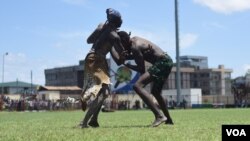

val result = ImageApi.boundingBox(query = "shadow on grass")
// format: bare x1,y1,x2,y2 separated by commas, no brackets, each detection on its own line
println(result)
102,125,151,128
72,124,151,129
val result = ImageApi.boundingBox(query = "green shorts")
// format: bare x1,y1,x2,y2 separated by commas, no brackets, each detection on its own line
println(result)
148,54,173,84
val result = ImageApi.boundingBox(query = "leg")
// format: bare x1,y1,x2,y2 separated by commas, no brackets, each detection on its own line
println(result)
80,84,109,128
133,72,167,127
88,104,102,127
80,94,102,128
151,82,174,125
80,88,90,111
88,84,110,127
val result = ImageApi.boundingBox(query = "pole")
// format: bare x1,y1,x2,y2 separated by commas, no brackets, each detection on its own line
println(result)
1,52,8,95
175,0,181,105
16,78,19,94
31,70,33,94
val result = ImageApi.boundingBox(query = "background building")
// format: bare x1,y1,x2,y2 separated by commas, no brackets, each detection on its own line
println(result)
37,86,82,100
45,60,84,87
44,56,232,96
191,65,232,95
180,55,208,69
0,81,38,95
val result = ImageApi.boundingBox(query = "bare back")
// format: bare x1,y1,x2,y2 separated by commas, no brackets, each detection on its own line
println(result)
87,23,120,57
131,36,165,64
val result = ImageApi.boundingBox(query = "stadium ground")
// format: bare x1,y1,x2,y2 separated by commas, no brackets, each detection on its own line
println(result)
0,108,250,141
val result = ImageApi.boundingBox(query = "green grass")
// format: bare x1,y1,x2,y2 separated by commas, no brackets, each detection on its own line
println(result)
0,109,250,141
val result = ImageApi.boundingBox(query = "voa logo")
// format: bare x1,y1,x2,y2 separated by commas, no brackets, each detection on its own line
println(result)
226,129,246,136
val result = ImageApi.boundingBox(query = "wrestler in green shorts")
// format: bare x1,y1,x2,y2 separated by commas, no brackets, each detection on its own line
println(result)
148,54,173,87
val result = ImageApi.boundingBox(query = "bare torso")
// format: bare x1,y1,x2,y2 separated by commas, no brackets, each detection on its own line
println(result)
130,36,165,64
88,23,118,57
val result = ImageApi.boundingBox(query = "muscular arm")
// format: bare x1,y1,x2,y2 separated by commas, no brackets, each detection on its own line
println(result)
110,31,126,65
112,48,134,65
124,53,134,60
111,47,123,65
87,23,104,44
124,48,145,74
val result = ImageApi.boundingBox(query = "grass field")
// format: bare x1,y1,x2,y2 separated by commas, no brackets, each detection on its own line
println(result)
0,108,250,141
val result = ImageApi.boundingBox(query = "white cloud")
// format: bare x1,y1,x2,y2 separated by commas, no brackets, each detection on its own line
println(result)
52,31,86,54
125,29,175,52
123,28,198,51
4,53,37,84
243,64,250,72
203,22,226,30
5,53,27,66
53,42,65,49
3,53,74,85
193,0,250,14
231,64,250,78
180,33,199,49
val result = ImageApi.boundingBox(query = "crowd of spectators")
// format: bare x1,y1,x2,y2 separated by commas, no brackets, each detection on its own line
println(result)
1,96,81,111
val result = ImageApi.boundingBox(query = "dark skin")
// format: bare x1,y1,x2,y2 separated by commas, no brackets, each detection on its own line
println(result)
80,21,126,128
87,22,125,65
123,36,173,126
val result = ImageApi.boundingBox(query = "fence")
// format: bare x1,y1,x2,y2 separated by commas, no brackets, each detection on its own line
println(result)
202,95,234,105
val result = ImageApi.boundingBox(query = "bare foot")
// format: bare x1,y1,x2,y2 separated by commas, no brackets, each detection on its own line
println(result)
165,119,174,125
88,120,99,128
151,116,167,127
81,124,89,128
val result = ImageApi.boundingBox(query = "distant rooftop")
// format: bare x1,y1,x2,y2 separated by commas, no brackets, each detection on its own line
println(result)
38,86,82,91
180,55,208,59
0,81,39,87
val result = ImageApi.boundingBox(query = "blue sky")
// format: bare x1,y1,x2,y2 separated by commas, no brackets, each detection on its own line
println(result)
0,0,250,85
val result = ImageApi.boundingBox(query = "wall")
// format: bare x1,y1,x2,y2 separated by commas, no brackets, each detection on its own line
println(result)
38,91,60,100
202,95,234,105
161,88,202,107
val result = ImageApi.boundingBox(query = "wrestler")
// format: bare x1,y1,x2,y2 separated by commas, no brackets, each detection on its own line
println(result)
118,31,174,127
79,8,126,128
